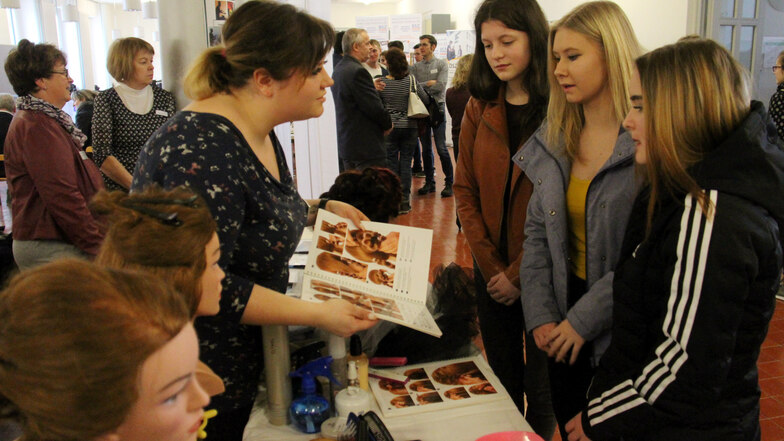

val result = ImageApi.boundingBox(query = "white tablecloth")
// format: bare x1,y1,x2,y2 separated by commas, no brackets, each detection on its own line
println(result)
244,375,531,441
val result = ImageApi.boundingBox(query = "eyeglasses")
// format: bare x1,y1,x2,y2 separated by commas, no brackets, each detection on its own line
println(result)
773,66,783,72
50,69,70,78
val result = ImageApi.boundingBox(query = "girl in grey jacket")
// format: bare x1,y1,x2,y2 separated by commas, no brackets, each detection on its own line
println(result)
512,2,642,438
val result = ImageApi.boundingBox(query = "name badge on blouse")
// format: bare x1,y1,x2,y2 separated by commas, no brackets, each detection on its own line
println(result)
155,109,169,117
79,151,88,160
430,69,437,74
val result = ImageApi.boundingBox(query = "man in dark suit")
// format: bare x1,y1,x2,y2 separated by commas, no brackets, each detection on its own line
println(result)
331,28,392,171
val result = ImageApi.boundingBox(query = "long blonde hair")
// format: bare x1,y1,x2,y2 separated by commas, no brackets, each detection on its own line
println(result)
450,54,473,90
637,38,750,231
545,1,642,158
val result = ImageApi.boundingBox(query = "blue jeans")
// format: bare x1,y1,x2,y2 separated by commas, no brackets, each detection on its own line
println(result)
385,127,417,202
419,102,453,185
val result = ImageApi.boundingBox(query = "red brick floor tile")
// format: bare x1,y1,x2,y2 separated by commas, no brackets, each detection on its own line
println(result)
761,397,784,419
761,417,784,440
761,378,784,398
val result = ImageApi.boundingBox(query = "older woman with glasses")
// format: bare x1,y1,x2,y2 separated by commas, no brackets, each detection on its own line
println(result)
3,39,104,269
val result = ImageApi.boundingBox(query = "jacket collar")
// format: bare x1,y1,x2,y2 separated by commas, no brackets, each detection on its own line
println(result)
514,121,634,180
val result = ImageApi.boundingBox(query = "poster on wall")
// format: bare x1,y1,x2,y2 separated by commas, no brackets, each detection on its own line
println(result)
445,30,475,62
389,14,422,52
205,0,234,46
356,15,389,48
214,1,234,21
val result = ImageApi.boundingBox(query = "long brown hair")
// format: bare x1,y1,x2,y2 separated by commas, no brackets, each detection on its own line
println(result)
184,0,334,100
92,186,216,317
637,38,750,232
0,260,190,441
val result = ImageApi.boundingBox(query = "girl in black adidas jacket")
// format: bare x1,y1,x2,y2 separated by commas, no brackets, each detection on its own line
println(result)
566,38,784,441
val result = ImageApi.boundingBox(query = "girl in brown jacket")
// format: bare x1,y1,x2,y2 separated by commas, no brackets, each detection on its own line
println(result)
453,0,554,438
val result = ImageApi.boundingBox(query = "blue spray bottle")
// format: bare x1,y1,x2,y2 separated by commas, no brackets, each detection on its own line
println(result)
289,356,341,433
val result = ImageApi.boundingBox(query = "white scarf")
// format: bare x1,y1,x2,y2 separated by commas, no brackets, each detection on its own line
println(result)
113,82,153,115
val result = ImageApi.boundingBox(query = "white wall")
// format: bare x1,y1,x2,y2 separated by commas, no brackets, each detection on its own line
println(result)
757,2,784,104
331,0,690,51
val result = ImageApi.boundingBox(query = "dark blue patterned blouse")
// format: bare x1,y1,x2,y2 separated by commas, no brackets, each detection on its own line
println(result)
770,82,784,141
131,111,308,413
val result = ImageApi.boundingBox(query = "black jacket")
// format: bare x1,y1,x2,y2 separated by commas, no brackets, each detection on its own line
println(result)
331,55,392,161
584,101,784,440
74,101,93,149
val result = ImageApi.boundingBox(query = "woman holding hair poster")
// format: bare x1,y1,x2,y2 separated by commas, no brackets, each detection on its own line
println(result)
453,0,554,437
131,2,377,440
512,2,642,437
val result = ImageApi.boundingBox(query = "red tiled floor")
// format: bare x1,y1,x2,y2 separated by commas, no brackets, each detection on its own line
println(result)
391,147,784,441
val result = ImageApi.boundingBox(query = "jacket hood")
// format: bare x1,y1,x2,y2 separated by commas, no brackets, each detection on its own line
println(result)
692,100,784,230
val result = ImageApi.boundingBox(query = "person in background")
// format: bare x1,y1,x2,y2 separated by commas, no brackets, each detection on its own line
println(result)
445,53,473,160
411,34,453,197
454,0,554,438
388,40,404,51
0,94,13,233
363,39,389,78
333,30,345,73
512,2,642,438
380,50,388,68
0,94,15,182
333,28,393,171
92,37,175,191
71,88,97,149
3,39,103,269
320,167,402,223
411,42,425,179
769,49,784,140
567,37,784,441
379,48,430,215
131,3,377,440
0,260,210,441
413,43,423,63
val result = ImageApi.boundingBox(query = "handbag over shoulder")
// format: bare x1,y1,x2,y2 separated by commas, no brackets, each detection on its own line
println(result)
407,75,430,119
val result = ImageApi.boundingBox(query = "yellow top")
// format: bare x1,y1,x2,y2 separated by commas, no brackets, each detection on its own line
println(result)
567,174,591,280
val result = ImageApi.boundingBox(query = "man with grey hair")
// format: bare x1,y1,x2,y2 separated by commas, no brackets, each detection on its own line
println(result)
331,28,392,171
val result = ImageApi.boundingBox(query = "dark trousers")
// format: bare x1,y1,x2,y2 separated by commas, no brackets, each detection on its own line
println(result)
412,138,423,172
385,127,418,202
342,157,387,172
475,265,556,440
549,273,596,440
419,102,453,185
203,405,253,441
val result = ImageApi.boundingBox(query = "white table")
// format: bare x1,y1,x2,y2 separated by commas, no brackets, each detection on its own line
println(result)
243,372,531,441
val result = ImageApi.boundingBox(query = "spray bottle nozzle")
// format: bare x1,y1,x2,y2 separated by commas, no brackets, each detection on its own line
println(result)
289,355,342,394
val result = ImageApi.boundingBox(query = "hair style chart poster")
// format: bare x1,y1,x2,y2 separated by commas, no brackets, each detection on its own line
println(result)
369,356,506,417
300,209,440,337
